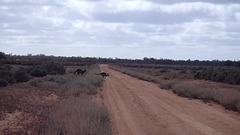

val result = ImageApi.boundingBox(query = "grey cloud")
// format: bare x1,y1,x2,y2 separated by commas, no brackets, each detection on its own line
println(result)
93,11,191,24
0,12,25,23
0,0,64,7
63,10,89,21
146,0,240,4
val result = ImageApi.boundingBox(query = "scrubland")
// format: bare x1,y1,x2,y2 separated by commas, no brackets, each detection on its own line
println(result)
0,65,111,135
110,64,240,112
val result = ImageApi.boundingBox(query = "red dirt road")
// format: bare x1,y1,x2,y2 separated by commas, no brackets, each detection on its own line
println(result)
100,65,240,135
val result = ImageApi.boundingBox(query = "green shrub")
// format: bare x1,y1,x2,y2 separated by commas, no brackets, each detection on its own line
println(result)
43,61,66,75
49,71,58,75
30,68,48,77
0,70,13,83
0,52,7,59
194,67,240,85
0,65,14,83
0,78,8,87
14,68,31,82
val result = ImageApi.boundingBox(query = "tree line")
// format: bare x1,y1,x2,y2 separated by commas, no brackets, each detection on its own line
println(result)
1,52,239,67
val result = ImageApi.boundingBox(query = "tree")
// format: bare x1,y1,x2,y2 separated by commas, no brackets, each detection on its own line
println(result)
225,60,232,66
0,52,7,59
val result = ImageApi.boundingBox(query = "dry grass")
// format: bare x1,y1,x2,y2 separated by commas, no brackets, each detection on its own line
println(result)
159,80,178,90
161,80,240,111
39,65,111,135
30,65,103,95
42,95,111,135
110,66,161,83
1,65,111,134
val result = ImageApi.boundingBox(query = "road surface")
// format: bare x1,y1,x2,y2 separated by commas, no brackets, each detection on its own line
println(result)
100,65,240,135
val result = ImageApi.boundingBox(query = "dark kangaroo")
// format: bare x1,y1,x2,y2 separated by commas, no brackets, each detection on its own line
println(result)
74,69,86,75
95,72,109,78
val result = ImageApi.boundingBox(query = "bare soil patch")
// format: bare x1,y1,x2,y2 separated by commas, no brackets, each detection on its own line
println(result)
0,82,55,134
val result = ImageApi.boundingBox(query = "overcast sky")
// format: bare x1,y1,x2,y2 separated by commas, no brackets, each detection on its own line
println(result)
0,0,240,60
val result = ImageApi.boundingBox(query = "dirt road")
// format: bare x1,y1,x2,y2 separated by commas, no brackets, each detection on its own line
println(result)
100,65,240,135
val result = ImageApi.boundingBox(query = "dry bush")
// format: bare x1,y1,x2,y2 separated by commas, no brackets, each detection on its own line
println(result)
29,75,67,91
59,76,96,94
110,66,161,83
30,79,59,91
87,75,103,87
115,64,194,80
85,66,103,87
159,80,178,90
58,65,102,94
65,86,90,97
42,95,111,135
30,69,100,95
27,65,111,134
40,65,111,135
44,75,68,85
171,82,240,111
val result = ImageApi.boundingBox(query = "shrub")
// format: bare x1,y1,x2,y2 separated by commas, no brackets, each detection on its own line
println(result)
30,68,48,77
30,75,67,91
49,71,58,75
43,61,66,75
66,87,90,97
159,80,178,90
179,70,187,74
0,69,13,83
60,76,97,95
44,96,111,135
171,82,240,112
0,52,7,59
194,67,240,85
44,75,67,85
172,83,210,99
110,66,161,83
0,78,8,87
160,69,168,73
14,68,31,83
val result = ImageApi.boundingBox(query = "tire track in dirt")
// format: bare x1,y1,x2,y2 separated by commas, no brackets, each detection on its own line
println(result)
101,64,240,135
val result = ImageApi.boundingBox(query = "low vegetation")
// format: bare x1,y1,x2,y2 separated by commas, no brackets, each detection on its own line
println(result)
0,61,66,87
110,66,161,83
160,80,240,111
31,65,110,135
111,64,240,112
194,67,240,85
0,65,111,135
44,96,110,135
1,51,240,134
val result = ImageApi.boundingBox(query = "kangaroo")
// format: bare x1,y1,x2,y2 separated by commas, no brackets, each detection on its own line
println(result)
95,72,109,78
74,69,87,75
